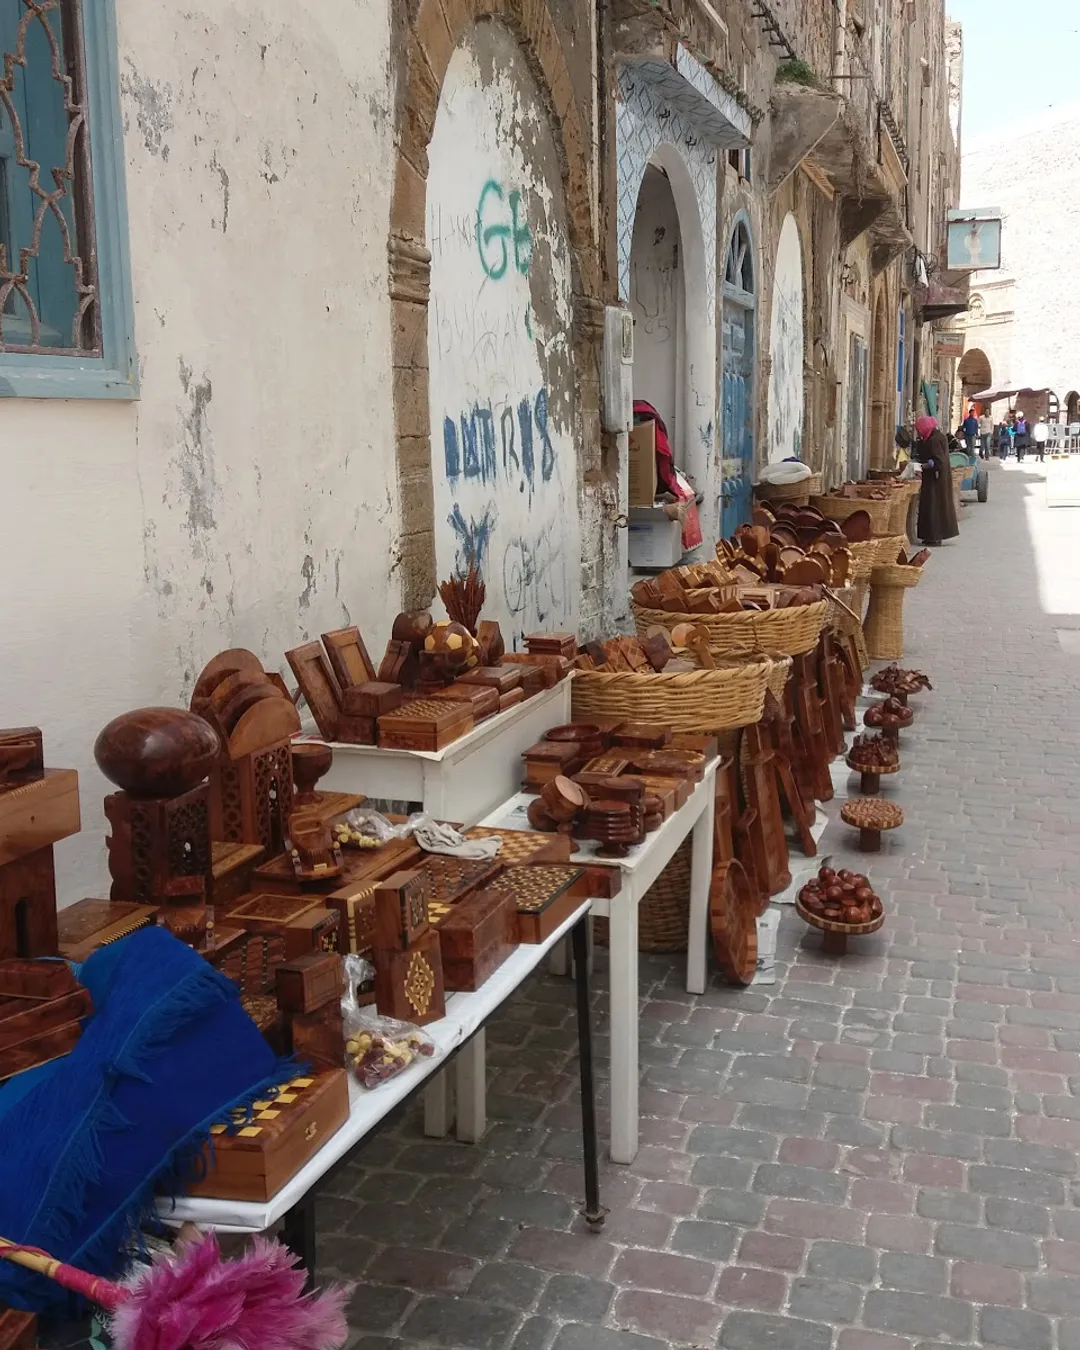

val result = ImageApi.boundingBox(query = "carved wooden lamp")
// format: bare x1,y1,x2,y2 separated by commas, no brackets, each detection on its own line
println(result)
95,707,221,948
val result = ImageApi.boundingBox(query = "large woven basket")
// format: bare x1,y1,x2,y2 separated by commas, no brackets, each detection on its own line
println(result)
594,840,693,953
812,494,893,536
765,653,793,700
826,587,868,670
886,482,920,535
871,563,924,590
755,472,823,508
846,539,881,584
571,653,774,733
632,599,829,658
864,565,923,659
873,535,907,568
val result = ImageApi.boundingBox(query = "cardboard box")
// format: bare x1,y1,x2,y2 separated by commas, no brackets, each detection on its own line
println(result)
628,421,657,508
627,507,682,568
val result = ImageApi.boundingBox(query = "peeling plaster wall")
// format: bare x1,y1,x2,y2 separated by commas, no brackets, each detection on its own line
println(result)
767,213,805,464
0,2,396,897
426,21,581,651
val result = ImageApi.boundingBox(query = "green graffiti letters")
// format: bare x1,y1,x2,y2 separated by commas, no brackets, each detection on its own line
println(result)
476,179,531,280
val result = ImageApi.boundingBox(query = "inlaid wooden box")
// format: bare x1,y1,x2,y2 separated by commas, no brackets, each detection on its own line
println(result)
499,688,526,713
456,666,522,694
377,699,473,752
283,904,340,959
434,889,516,992
187,1070,350,1202
463,827,572,866
373,928,445,1025
225,892,328,938
373,870,430,950
325,884,378,959
486,865,592,944
341,682,404,720
275,951,343,1013
57,898,159,963
0,958,76,1000
209,841,265,916
429,684,500,720
288,1003,345,1074
522,741,583,791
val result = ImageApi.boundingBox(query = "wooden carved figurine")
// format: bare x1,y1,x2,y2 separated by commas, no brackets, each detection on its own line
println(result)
0,727,80,961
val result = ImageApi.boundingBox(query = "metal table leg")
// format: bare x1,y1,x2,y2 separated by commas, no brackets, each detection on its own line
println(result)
572,914,605,1227
282,1196,317,1289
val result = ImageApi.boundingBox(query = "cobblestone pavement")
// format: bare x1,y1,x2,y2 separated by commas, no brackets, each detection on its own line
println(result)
43,462,1080,1350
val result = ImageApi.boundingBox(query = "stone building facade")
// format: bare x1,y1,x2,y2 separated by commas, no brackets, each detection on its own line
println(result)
0,0,961,892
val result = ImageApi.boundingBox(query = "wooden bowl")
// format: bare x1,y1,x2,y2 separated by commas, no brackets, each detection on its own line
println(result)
541,775,588,823
709,858,758,985
94,708,220,798
797,893,884,955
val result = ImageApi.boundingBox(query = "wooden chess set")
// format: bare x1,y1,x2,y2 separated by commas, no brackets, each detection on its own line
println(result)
285,598,572,752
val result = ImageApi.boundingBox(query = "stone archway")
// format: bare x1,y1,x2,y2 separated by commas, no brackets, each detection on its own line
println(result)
1066,391,1080,426
957,347,992,411
390,2,600,610
767,214,805,465
869,289,891,470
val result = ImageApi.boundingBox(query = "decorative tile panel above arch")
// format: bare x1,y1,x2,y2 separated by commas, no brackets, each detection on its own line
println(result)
616,48,748,306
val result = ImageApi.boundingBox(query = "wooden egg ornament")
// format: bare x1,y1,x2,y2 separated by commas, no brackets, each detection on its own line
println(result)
94,708,221,799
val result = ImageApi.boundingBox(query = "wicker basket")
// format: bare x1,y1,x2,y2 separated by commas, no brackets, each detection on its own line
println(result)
812,494,893,536
571,653,774,734
632,599,829,658
886,482,920,536
846,538,881,584
594,840,693,953
873,535,907,568
826,586,869,670
755,472,823,508
765,653,793,700
864,564,923,660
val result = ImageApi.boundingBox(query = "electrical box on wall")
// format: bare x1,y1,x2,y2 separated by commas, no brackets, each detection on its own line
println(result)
602,306,634,434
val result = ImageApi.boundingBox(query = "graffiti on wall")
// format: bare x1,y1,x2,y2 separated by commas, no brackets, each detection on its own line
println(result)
767,213,805,465
426,24,579,647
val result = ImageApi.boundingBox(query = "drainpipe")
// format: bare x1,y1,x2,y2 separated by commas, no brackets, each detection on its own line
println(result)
833,0,848,82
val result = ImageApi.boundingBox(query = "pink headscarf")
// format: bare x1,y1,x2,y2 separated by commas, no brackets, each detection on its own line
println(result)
915,415,938,440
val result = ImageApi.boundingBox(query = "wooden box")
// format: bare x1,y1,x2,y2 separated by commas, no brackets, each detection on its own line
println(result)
322,625,377,690
487,865,592,943
0,727,43,786
524,632,577,659
209,841,265,916
435,889,515,992
624,749,705,782
463,826,571,866
275,952,343,1014
288,1003,345,1074
0,768,80,867
456,666,522,694
342,682,404,720
413,855,505,906
57,898,159,963
0,958,77,1000
225,892,329,937
325,884,378,958
283,904,341,958
373,870,430,950
0,1017,84,1081
377,699,473,752
215,932,286,997
0,986,92,1052
522,741,583,790
188,1070,350,1202
373,928,445,1025
429,684,500,721
611,723,671,751
0,1306,36,1350
499,688,526,713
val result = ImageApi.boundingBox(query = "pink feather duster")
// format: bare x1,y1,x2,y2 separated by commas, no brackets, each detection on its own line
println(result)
0,1232,349,1350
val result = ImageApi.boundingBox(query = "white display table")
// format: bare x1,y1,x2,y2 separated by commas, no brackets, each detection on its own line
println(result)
315,680,572,826
479,759,719,1165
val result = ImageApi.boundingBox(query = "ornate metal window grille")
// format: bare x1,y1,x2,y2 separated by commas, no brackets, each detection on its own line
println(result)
0,0,98,355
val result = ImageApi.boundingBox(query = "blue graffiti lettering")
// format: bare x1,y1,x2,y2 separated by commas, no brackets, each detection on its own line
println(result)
535,388,555,482
517,397,534,490
443,415,460,480
500,405,518,480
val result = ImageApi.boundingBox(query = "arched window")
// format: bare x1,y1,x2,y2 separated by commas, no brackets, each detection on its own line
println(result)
725,220,754,296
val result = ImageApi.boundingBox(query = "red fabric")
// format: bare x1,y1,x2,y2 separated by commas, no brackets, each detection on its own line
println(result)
633,401,702,550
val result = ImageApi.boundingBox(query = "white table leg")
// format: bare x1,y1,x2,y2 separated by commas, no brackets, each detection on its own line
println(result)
455,1031,486,1143
548,937,570,977
608,882,640,1165
686,791,716,996
423,1070,454,1137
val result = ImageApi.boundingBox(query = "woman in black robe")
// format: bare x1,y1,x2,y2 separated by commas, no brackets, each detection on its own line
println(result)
913,415,959,546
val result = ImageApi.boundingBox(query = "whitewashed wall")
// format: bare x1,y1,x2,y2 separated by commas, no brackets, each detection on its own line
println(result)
767,213,805,464
0,2,397,898
426,22,580,653
629,166,684,448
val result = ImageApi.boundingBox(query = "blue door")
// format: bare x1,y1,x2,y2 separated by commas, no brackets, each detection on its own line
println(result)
721,221,756,539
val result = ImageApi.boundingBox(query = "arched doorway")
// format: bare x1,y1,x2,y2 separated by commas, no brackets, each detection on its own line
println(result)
768,214,805,465
721,216,755,536
957,347,992,414
869,292,891,470
629,166,684,462
1067,391,1080,427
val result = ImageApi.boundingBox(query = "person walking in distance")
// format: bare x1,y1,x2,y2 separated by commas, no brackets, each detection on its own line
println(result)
1033,417,1050,462
913,414,960,547
1014,411,1029,462
962,407,980,452
978,408,994,459
996,421,1012,459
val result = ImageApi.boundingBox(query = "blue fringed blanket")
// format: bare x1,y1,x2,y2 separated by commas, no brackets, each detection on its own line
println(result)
0,927,293,1312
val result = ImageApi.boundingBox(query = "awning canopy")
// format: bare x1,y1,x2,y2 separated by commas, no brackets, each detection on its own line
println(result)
916,281,969,320
971,385,1052,404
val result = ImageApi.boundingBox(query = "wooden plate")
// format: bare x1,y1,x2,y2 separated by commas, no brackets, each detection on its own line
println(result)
709,858,758,985
845,756,900,777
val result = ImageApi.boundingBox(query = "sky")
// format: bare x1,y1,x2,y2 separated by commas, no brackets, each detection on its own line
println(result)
948,0,1080,144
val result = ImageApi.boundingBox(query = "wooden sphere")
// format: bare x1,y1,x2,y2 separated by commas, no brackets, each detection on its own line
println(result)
424,620,479,668
94,708,220,798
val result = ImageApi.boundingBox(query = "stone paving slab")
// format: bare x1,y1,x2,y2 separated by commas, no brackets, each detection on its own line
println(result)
39,464,1080,1349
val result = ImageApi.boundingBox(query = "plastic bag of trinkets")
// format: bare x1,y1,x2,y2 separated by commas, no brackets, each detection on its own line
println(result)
332,806,401,848
344,1007,438,1088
